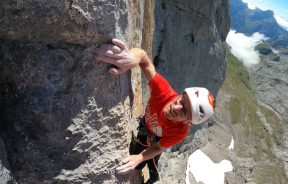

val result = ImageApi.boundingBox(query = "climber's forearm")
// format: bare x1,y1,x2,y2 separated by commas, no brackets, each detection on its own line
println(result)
116,142,164,174
139,142,164,162
129,48,156,82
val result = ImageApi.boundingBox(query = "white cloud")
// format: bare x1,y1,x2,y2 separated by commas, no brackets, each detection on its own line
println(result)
274,15,288,31
186,150,233,184
241,0,269,11
226,30,268,66
241,0,257,10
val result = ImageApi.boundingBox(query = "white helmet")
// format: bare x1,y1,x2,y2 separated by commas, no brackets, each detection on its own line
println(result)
184,87,215,125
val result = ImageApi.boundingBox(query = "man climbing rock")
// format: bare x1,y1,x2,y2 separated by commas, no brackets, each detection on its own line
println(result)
95,39,215,183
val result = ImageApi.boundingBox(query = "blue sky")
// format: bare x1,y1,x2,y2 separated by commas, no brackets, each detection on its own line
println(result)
242,0,288,19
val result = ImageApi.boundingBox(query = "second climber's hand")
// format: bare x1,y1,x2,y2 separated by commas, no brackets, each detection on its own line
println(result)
116,154,143,175
95,39,139,76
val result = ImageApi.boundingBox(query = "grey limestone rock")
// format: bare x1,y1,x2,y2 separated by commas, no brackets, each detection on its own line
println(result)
0,137,15,183
152,0,230,96
0,0,147,183
0,0,230,183
0,0,131,45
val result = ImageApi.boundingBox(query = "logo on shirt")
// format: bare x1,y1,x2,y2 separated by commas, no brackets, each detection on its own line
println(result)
145,103,162,137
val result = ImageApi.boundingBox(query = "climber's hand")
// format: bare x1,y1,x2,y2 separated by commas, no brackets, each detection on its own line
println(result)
95,39,140,76
116,155,143,174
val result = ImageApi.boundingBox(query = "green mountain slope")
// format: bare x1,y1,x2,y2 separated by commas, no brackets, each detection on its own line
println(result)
221,51,288,183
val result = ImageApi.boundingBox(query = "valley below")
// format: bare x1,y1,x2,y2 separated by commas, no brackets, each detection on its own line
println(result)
213,50,288,184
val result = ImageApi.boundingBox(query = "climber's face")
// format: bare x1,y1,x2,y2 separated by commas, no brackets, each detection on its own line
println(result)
163,93,192,123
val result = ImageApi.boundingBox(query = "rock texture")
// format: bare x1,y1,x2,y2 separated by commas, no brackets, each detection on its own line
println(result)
0,137,14,183
148,0,230,183
250,54,288,123
152,0,230,96
249,54,288,175
0,0,149,183
0,0,127,44
0,0,230,183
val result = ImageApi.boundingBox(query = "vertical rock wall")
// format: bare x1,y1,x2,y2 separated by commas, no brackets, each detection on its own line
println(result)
0,0,149,183
0,0,230,183
152,0,230,95
150,0,230,183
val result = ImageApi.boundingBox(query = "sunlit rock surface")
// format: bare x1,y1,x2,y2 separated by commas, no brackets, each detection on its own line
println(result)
0,0,229,183
0,0,148,183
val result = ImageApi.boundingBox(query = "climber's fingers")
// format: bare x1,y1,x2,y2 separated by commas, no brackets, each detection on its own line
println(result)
122,156,131,164
116,155,142,175
96,47,123,59
108,67,127,76
95,39,132,76
112,39,128,51
116,166,133,175
96,55,120,66
98,44,122,54
116,161,133,175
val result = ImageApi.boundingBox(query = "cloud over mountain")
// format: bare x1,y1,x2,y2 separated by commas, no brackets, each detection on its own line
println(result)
274,15,288,31
226,30,267,66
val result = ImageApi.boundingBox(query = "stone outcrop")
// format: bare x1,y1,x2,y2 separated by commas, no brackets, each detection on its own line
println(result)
0,1,150,183
0,0,229,183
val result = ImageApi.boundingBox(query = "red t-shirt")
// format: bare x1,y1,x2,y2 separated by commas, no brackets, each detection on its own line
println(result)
145,73,189,149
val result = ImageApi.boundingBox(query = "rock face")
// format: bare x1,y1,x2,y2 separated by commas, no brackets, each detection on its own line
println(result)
0,138,13,183
0,0,128,44
0,1,149,183
152,0,230,96
149,0,230,183
0,0,229,183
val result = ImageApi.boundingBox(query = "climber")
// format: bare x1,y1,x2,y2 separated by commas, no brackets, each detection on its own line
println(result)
95,39,215,184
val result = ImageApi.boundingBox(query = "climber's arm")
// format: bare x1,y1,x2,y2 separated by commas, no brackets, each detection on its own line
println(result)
95,39,156,81
116,142,164,174
130,47,156,81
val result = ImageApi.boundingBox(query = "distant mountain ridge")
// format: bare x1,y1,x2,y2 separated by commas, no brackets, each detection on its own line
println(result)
230,0,288,39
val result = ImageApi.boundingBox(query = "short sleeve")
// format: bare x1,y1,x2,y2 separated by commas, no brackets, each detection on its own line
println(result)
148,73,176,98
158,126,189,149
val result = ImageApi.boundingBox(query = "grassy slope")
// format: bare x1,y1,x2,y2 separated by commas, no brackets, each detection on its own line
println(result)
223,51,288,183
